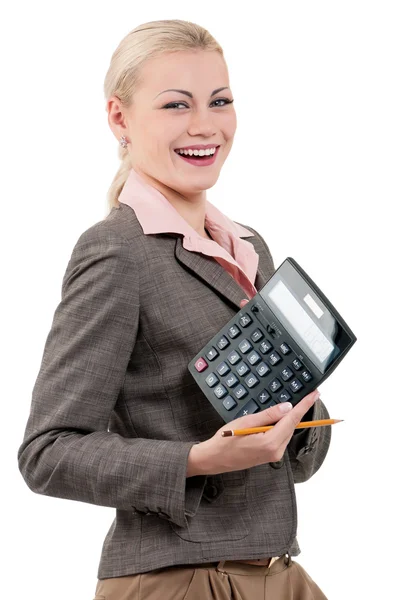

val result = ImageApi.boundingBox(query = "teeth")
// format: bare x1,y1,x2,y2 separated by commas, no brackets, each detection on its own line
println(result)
176,147,217,157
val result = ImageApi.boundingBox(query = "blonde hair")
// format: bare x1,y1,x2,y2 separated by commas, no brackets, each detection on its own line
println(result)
103,19,224,212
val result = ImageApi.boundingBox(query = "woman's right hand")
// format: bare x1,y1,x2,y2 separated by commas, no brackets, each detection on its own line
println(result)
188,389,319,476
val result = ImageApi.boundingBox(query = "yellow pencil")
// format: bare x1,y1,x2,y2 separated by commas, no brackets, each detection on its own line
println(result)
221,418,343,437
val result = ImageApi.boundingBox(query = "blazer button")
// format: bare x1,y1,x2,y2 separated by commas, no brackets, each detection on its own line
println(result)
270,458,284,469
204,483,219,498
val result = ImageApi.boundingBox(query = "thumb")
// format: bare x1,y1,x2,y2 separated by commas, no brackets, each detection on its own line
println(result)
227,401,292,430
240,299,249,308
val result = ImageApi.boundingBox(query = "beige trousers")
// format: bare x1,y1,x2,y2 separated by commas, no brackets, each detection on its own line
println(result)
93,554,328,599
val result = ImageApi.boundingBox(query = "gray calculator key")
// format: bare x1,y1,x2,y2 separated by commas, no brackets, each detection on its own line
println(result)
217,336,230,350
235,398,260,418
280,342,291,355
251,328,264,342
292,358,303,370
214,384,228,399
301,370,313,382
244,373,260,388
228,325,241,339
289,378,303,393
256,362,271,377
268,378,282,393
233,384,248,400
236,362,250,377
269,352,282,366
239,314,253,327
205,373,219,387
206,347,219,361
222,396,237,411
281,367,294,381
227,350,241,365
258,389,272,404
259,340,273,354
238,339,252,354
277,390,292,403
247,350,261,365
217,362,231,376
225,373,239,388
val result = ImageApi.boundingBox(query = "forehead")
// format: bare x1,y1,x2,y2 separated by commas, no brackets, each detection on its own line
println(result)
138,50,229,94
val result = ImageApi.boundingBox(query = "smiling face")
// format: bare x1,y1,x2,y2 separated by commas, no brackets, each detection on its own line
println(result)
108,50,237,200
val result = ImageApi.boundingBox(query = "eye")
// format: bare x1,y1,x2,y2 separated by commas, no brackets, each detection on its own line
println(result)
162,98,234,110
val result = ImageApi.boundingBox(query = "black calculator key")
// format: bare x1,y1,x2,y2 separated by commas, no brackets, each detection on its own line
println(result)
222,396,237,411
256,362,271,377
292,358,303,370
244,373,260,388
251,328,264,343
239,313,253,328
268,352,282,366
268,378,282,393
217,336,230,350
205,373,219,387
233,384,248,400
257,389,271,404
247,350,261,365
227,350,241,365
194,357,208,372
217,361,230,376
206,347,219,361
235,398,260,418
301,370,313,382
280,342,291,355
289,378,303,393
280,367,294,381
261,398,278,410
277,390,292,403
228,325,241,339
259,340,273,354
225,373,239,388
214,384,228,399
236,362,250,377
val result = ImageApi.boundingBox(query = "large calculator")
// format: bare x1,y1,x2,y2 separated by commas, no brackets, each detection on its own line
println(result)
188,257,356,423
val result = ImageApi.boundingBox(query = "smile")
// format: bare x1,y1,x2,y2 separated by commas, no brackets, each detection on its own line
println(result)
174,146,220,167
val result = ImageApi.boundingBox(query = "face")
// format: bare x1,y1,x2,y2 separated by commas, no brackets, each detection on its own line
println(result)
108,50,237,200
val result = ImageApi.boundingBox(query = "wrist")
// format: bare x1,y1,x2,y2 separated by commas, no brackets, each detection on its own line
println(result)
186,442,211,477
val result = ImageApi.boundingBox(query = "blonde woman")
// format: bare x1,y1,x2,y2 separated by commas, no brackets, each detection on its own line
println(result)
18,19,331,600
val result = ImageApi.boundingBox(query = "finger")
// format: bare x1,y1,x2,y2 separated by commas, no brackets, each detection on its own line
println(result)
226,401,293,432
266,390,320,445
240,299,249,308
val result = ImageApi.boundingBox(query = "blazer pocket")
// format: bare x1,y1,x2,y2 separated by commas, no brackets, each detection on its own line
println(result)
169,472,251,543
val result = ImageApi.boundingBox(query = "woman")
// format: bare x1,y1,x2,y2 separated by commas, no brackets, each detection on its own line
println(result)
18,19,331,600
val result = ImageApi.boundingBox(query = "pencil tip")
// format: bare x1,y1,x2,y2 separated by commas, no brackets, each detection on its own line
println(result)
336,419,344,423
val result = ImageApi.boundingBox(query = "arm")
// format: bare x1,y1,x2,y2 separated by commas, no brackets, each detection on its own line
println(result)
239,224,332,482
17,223,207,528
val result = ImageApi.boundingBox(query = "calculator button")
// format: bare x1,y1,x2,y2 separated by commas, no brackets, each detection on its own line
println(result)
301,370,313,382
235,398,260,418
206,347,219,361
277,390,292,403
205,373,219,387
227,350,241,365
259,340,273,354
214,384,228,399
238,339,253,354
280,367,294,382
217,336,230,350
280,342,291,355
217,362,231,376
260,398,278,409
292,358,303,370
194,358,208,372
244,373,260,388
256,362,271,377
233,384,248,400
236,362,250,377
289,378,303,393
239,313,253,328
222,396,237,411
225,373,239,388
268,378,282,393
247,350,261,365
251,328,264,343
257,390,272,404
228,325,241,339
268,352,282,366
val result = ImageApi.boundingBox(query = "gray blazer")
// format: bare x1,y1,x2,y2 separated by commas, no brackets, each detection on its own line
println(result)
17,202,331,579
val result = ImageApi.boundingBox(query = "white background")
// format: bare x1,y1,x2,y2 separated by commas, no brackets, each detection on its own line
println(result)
2,2,397,599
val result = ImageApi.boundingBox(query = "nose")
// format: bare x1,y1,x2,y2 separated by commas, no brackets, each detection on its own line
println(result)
187,108,216,138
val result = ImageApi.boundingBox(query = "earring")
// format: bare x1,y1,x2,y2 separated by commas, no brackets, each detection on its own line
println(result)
119,135,128,149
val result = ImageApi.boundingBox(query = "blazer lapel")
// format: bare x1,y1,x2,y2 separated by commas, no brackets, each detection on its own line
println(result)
174,235,269,311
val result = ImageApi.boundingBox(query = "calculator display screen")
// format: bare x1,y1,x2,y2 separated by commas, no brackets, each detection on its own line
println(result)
266,279,337,371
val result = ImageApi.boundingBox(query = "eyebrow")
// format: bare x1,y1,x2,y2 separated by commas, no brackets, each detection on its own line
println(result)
154,86,230,99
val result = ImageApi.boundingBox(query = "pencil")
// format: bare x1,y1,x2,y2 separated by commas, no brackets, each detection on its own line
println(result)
221,418,343,437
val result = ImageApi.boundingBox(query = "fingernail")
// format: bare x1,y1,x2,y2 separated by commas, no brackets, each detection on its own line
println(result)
279,402,293,413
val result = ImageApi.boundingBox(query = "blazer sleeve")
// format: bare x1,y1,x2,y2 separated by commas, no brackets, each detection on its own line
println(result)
17,223,207,529
242,224,332,483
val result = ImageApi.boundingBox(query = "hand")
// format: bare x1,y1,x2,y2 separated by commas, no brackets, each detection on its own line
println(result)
193,389,320,475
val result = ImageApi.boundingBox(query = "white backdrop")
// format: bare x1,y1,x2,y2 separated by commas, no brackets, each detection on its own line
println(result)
2,2,397,599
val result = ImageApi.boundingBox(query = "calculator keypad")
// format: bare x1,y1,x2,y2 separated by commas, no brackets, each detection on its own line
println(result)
193,311,314,418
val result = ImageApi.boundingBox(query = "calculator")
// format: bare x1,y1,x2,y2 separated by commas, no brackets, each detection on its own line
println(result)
188,257,356,423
